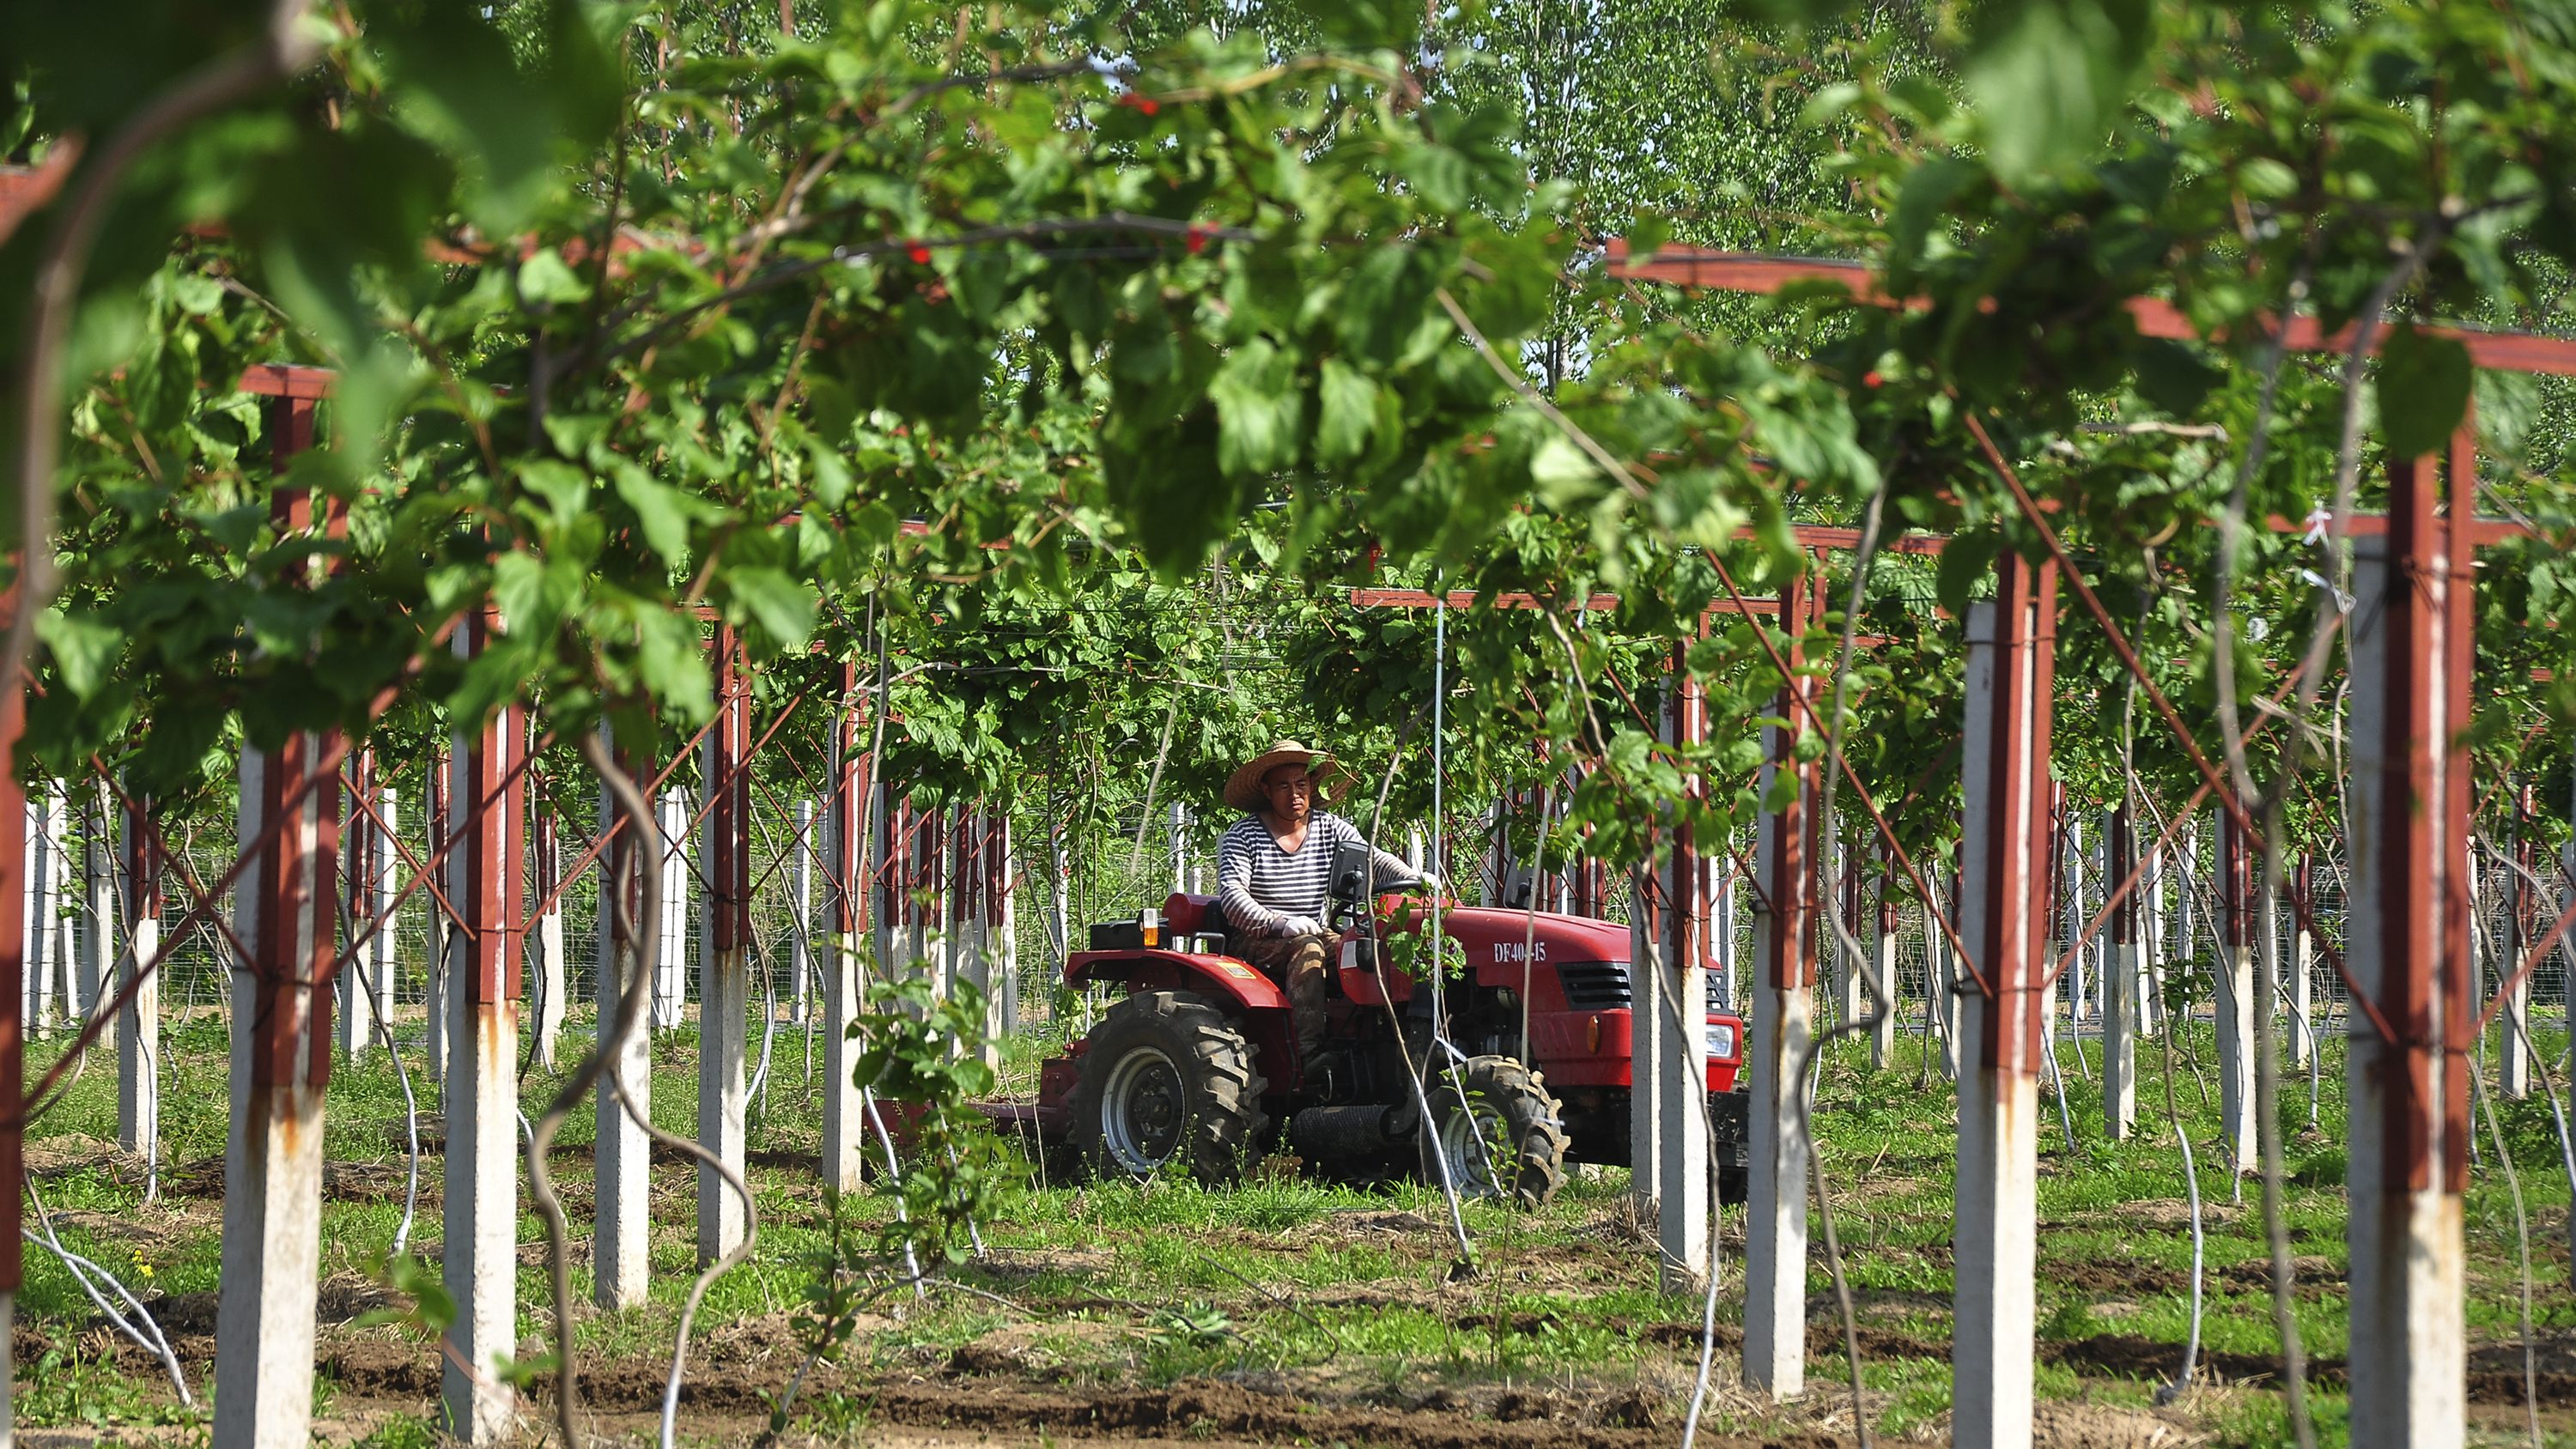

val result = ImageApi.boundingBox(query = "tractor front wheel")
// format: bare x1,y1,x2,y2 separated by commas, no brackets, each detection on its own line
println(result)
1072,991,1268,1185
1421,1055,1570,1209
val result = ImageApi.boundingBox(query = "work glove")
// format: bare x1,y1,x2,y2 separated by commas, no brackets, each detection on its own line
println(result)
1279,915,1326,938
1413,873,1443,894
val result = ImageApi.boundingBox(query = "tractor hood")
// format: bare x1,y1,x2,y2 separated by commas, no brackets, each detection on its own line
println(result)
1434,905,1631,974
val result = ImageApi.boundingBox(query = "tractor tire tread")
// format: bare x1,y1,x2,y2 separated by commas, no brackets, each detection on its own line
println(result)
1074,991,1268,1187
1425,1053,1571,1210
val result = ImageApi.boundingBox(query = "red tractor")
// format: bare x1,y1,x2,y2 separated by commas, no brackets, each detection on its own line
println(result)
996,846,1749,1207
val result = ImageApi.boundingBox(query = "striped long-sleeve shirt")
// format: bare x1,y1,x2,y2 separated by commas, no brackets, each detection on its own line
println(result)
1216,811,1420,936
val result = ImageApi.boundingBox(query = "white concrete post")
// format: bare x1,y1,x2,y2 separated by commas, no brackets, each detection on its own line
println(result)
1833,839,1862,1035
1868,865,1898,1070
1952,564,2054,1449
2215,813,2257,1175
998,814,1020,1035
697,636,752,1266
2289,855,2314,1069
955,804,987,1034
1744,575,1820,1397
216,736,337,1449
337,767,375,1062
2103,809,2138,1141
875,792,902,980
20,797,36,1034
534,809,566,1073
424,769,447,1086
971,805,1004,1068
792,799,815,1026
27,785,53,1033
592,753,653,1310
2142,842,2166,1031
78,779,110,1026
368,793,398,1056
1630,878,1663,1213
1935,875,1963,1082
1651,654,1711,1291
440,629,523,1444
45,780,69,1029
1050,814,1071,967
2498,858,2530,1099
118,794,161,1161
656,786,690,1029
821,721,871,1194
2063,813,2087,1026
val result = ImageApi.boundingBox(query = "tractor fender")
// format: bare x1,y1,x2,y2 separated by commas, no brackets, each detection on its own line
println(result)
1066,948,1288,1013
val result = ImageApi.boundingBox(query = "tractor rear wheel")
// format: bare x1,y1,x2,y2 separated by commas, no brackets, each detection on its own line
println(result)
1073,991,1268,1185
1421,1055,1570,1209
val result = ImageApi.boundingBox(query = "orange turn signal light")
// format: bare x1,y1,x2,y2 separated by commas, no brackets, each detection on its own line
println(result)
1587,1015,1601,1054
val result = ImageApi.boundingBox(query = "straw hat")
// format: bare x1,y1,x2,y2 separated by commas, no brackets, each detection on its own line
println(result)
1224,739,1339,814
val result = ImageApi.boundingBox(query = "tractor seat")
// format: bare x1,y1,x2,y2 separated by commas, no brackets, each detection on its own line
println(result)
1163,893,1219,938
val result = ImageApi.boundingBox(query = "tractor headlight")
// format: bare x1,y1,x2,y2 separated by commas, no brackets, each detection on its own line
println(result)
1704,1021,1738,1061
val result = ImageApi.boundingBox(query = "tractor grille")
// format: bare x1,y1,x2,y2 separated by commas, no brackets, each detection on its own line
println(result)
1557,961,1632,1009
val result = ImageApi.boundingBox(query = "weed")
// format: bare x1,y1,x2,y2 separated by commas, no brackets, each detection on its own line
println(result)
797,1390,879,1440
16,1337,168,1429
351,1412,441,1449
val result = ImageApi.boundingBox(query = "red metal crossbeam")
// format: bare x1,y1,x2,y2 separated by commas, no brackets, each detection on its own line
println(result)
1607,244,2576,378
236,363,335,400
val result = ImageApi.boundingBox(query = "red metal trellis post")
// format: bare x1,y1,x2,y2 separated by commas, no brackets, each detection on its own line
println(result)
2342,430,2475,1448
443,609,526,1442
823,663,869,1193
0,588,25,1446
699,631,752,1264
1743,569,1822,1395
1953,549,2055,1449
212,414,344,1449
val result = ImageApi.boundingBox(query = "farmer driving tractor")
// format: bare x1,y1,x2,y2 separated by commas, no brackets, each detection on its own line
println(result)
1215,740,1436,1065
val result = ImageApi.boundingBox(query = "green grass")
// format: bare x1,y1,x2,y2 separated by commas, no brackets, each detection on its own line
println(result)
13,1001,2573,1442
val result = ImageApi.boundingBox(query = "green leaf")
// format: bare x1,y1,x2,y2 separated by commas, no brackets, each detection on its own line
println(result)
1889,158,1980,275
725,567,817,650
518,248,590,306
518,459,591,527
38,609,120,700
1315,360,1376,464
1626,210,1672,267
1208,338,1303,477
614,465,697,568
1936,528,2001,618
2379,322,2474,460
1288,0,1419,49
1965,0,2154,183
2130,337,2225,417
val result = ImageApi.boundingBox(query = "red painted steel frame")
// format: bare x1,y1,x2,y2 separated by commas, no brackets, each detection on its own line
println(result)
248,473,346,1094
2377,447,2460,1195
455,611,528,1007
0,603,24,1300
1976,555,2057,1076
829,662,871,940
708,632,752,952
1603,244,2576,377
1753,574,1824,991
